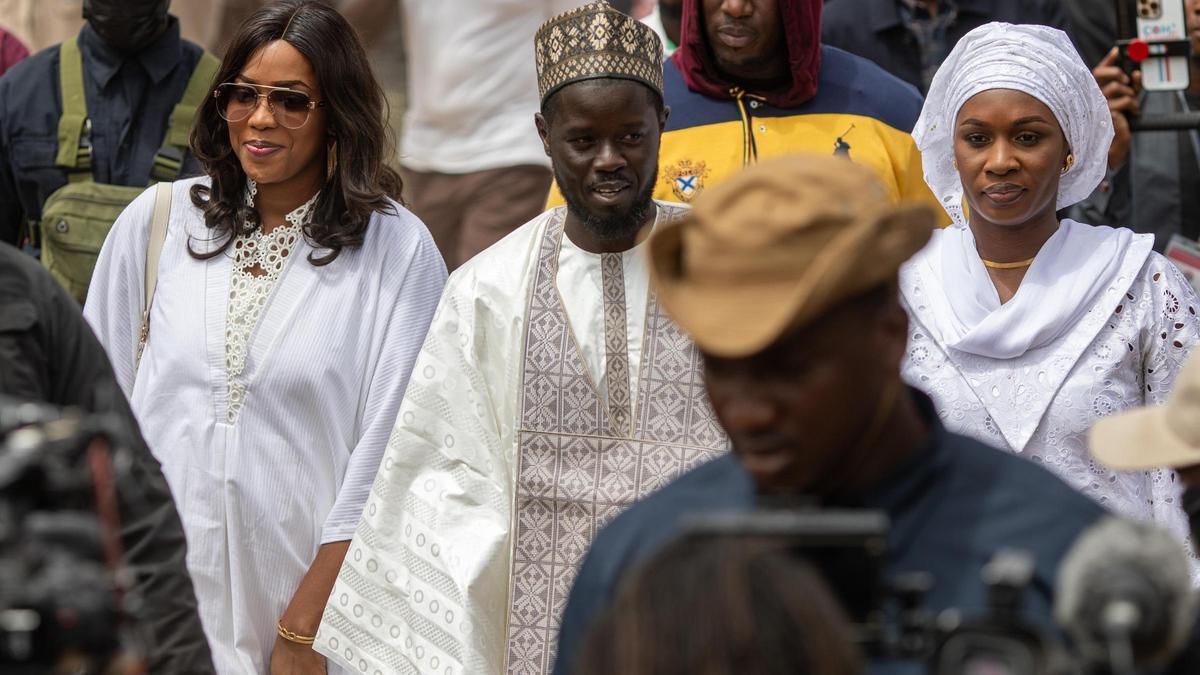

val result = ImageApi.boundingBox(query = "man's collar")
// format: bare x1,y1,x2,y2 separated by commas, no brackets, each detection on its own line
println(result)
873,0,993,32
77,16,184,89
854,387,948,514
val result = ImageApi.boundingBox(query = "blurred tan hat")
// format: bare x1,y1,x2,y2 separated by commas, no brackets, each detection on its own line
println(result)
647,154,939,357
1091,353,1200,471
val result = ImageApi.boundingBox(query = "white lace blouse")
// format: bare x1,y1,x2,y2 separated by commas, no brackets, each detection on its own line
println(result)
903,252,1198,546
226,181,318,422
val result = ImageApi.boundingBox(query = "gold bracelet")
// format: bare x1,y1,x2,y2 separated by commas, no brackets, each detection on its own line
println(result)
276,620,316,646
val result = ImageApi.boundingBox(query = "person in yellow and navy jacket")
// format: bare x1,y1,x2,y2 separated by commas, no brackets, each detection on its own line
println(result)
548,0,945,221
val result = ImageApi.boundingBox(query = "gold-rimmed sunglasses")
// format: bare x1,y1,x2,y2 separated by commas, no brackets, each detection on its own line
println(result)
213,82,326,130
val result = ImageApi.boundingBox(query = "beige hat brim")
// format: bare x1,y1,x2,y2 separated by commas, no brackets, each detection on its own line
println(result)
1090,406,1200,471
650,202,936,357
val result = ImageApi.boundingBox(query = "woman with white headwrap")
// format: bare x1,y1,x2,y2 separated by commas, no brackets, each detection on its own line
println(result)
901,22,1199,551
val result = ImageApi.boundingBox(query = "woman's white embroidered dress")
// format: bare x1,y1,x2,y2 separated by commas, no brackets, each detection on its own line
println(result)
84,177,447,672
901,223,1199,545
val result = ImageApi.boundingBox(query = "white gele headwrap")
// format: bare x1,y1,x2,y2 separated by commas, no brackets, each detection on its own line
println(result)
911,22,1113,228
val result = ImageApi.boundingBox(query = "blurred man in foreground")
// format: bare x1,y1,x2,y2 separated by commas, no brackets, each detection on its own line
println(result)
0,242,213,672
554,155,1108,674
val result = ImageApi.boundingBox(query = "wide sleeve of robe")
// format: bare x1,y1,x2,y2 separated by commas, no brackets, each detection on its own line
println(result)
1138,254,1200,541
316,217,546,675
320,209,449,543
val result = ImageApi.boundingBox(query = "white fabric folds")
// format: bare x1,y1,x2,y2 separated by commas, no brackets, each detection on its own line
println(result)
908,219,1153,359
912,22,1112,227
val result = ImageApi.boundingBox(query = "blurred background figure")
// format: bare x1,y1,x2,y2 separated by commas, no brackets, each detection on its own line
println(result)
0,0,217,302
1075,0,1200,252
0,242,214,673
0,23,28,76
821,0,1068,94
576,537,863,675
339,0,584,270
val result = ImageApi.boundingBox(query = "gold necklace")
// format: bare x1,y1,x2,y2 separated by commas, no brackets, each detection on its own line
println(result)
981,256,1037,270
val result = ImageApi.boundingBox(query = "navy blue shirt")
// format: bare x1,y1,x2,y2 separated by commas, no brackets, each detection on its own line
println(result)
0,17,204,244
553,391,1107,675
821,0,1068,93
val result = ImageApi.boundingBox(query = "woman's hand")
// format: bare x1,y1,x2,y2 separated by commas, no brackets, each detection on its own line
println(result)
269,540,352,673
1093,47,1142,171
270,636,327,674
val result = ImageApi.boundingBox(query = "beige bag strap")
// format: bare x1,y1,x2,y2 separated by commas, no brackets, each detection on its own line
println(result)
136,182,173,370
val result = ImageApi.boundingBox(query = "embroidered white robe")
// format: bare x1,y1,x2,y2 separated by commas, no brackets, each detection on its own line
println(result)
84,177,447,672
901,247,1199,553
316,203,727,675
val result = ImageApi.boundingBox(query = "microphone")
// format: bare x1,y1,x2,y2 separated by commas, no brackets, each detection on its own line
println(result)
1054,516,1196,673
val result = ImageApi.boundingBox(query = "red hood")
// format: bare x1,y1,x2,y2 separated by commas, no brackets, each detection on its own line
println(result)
671,0,822,107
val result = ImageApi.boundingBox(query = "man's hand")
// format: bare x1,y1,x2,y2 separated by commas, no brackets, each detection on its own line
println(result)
270,636,327,675
1094,47,1142,171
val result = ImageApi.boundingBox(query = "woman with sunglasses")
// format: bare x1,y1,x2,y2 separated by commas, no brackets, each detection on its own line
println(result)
84,2,446,671
902,23,1198,559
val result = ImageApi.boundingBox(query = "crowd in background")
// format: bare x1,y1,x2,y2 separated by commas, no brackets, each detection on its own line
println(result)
5,1,1200,675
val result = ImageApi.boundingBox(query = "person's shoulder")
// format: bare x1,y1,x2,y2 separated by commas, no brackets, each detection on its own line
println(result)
662,56,741,131
821,0,877,31
362,198,437,252
442,207,557,299
1141,249,1194,289
810,45,924,132
0,242,44,287
1135,250,1200,315
0,43,59,96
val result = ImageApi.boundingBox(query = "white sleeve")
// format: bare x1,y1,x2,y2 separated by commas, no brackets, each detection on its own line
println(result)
83,185,158,397
1140,254,1200,578
320,213,449,543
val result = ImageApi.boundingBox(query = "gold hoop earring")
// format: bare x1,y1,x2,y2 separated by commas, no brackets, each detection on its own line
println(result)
326,139,338,181
1061,153,1075,175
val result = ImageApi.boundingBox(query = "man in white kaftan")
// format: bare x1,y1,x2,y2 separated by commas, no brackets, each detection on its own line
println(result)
316,4,727,674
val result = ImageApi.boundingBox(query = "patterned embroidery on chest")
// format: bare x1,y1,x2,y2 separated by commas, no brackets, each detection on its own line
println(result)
224,184,318,423
506,207,726,675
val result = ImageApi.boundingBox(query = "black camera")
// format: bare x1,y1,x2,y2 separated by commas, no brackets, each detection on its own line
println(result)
679,509,1194,675
0,398,144,674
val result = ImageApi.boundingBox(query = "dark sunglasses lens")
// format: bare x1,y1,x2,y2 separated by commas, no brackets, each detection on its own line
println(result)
272,90,312,112
218,84,258,122
269,90,312,128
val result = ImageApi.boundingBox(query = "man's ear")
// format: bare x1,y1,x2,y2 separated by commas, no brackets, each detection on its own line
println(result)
659,105,670,132
535,112,552,158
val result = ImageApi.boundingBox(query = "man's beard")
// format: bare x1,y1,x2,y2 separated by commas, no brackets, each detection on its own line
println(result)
558,168,658,243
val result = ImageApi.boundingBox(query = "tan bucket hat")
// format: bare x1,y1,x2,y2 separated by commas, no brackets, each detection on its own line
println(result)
1091,352,1200,471
647,154,939,357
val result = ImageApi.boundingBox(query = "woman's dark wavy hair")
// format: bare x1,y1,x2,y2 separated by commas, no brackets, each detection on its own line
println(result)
188,0,402,265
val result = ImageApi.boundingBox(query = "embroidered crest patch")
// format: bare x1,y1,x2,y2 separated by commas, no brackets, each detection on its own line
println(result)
663,159,710,202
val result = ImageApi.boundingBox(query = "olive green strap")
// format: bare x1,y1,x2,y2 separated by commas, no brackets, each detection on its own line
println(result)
150,51,220,182
55,38,92,173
